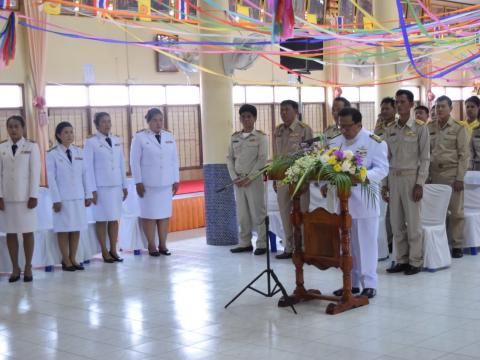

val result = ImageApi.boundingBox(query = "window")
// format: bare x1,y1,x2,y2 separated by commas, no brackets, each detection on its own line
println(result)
274,86,299,103
165,86,200,105
232,86,246,104
445,87,462,101
359,86,376,102
0,85,23,108
431,86,445,98
46,85,89,107
89,85,129,106
129,85,166,105
462,87,475,100
341,87,360,102
246,86,274,104
301,87,325,103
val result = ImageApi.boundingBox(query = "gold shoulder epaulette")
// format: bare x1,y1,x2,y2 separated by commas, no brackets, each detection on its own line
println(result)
86,134,95,139
415,119,425,126
255,129,266,135
386,121,395,127
47,146,57,152
370,134,383,143
0,140,7,144
231,131,241,136
298,121,309,128
276,123,283,129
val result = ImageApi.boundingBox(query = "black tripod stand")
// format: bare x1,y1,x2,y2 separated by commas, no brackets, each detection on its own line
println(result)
224,216,297,314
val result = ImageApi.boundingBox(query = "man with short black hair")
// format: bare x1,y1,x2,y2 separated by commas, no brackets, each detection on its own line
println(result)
428,95,469,258
227,104,269,255
415,105,430,123
374,97,396,138
324,97,351,141
328,107,389,298
466,96,480,170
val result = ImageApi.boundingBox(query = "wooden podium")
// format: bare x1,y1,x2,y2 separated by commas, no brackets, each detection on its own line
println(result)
272,175,369,315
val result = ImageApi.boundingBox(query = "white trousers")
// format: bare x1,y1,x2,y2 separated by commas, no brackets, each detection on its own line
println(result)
350,217,379,289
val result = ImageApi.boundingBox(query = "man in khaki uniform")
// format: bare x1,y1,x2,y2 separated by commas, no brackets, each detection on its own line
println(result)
471,124,480,170
415,105,430,124
273,100,313,259
227,104,269,255
383,89,430,275
464,96,480,140
428,95,469,258
374,97,397,138
324,97,350,141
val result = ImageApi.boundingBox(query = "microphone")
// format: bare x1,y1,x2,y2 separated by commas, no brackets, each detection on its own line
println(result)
301,136,324,147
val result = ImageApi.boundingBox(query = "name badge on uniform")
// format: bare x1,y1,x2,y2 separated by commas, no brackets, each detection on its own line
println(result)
21,151,31,154
390,133,397,136
166,141,173,144
356,146,367,157
75,157,83,160
233,140,239,143
406,131,416,137
249,139,256,142
430,132,436,136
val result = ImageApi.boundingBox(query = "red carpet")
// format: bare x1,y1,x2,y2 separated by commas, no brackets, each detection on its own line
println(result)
176,180,204,195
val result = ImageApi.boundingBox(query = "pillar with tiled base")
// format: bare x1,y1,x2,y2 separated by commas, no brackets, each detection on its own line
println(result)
199,0,238,246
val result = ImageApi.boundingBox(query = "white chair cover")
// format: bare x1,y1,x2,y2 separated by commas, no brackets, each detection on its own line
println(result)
377,200,389,260
463,171,480,248
421,184,452,270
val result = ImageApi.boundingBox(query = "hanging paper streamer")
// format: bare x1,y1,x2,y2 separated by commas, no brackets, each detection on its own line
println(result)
138,0,151,22
95,0,109,16
176,0,186,20
0,12,16,69
271,0,294,42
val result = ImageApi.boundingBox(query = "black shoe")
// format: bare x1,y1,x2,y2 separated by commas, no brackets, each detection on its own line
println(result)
386,263,409,273
61,261,76,272
451,248,463,258
361,288,377,298
254,248,267,255
275,252,292,259
73,263,85,271
23,275,33,283
404,265,421,275
159,248,171,256
109,251,124,262
333,287,360,296
149,251,161,257
8,273,20,283
230,245,254,253
102,253,115,263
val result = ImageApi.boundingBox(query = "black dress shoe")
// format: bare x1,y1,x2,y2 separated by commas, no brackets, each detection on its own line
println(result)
451,248,464,258
386,263,409,273
109,251,124,262
149,251,161,257
8,273,20,283
61,261,76,272
254,248,267,255
230,245,254,253
404,265,421,275
333,287,360,296
23,275,33,283
102,254,115,263
275,252,292,259
361,288,377,298
73,263,85,271
159,248,171,256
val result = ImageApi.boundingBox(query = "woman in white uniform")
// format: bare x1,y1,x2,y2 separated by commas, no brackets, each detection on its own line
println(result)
130,108,179,256
85,112,127,263
0,116,40,282
47,122,93,271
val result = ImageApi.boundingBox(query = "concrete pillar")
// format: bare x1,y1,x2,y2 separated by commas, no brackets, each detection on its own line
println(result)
374,0,399,109
198,0,237,245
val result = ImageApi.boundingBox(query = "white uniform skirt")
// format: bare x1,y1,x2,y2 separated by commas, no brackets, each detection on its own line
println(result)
52,199,88,233
139,185,173,220
93,186,123,222
0,202,37,233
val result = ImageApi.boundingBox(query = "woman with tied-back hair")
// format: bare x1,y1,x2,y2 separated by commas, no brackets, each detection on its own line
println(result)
46,121,93,272
0,115,40,283
84,112,128,263
130,108,179,257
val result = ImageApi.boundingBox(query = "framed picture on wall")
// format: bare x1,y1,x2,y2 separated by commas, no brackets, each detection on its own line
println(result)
156,34,179,72
1,0,20,10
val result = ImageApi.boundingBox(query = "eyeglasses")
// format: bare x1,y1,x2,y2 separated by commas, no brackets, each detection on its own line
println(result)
338,123,356,130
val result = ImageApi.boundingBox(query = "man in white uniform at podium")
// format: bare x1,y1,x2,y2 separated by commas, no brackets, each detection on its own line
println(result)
328,107,389,299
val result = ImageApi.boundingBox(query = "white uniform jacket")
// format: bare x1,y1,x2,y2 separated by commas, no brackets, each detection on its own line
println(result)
130,129,180,187
84,133,128,192
0,137,40,202
329,128,389,219
46,144,92,203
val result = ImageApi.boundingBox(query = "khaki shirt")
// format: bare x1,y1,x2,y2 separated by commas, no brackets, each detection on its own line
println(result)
470,125,480,170
383,117,430,185
273,120,313,157
323,124,341,141
226,129,268,180
428,117,469,181
374,119,396,138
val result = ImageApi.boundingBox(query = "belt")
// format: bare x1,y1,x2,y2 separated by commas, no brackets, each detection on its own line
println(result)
432,163,457,169
389,169,417,176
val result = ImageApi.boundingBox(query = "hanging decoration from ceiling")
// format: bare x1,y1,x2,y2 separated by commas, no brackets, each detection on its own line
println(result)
0,11,16,69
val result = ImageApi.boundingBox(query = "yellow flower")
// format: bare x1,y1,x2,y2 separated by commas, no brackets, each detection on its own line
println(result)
359,166,367,181
334,164,342,172
328,156,337,165
326,147,338,156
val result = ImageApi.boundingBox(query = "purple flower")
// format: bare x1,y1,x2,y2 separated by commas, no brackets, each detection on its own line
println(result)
354,155,363,166
333,150,344,161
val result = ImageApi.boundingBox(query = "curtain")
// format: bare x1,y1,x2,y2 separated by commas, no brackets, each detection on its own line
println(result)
24,1,49,185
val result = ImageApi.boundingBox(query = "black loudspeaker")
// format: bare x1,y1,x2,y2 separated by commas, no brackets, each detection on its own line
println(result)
280,38,323,72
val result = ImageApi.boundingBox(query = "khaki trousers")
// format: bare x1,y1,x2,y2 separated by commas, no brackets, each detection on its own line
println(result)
235,177,267,248
389,174,424,267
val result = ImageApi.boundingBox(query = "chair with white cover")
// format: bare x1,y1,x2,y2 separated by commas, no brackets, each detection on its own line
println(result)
377,199,389,261
421,184,452,271
463,171,480,253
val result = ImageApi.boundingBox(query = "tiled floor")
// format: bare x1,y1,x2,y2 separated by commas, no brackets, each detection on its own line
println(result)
2,228,480,360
